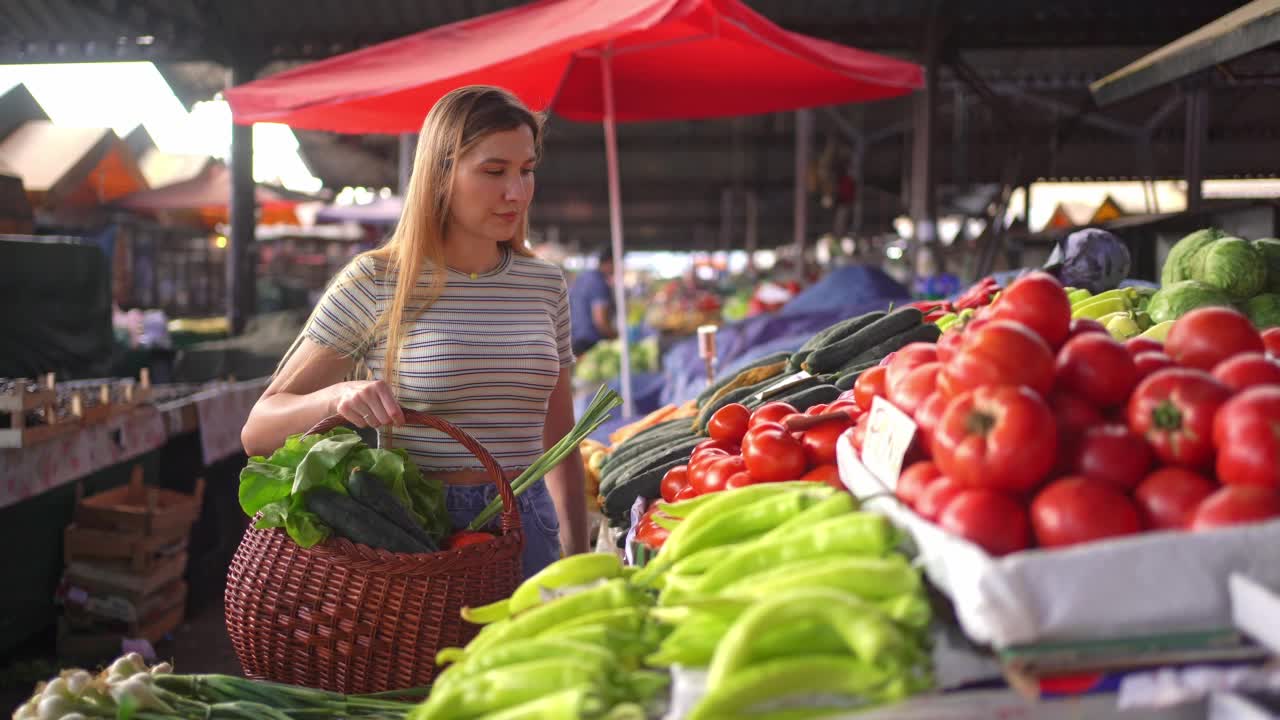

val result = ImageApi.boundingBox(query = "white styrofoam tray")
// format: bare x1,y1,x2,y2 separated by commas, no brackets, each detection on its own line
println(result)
836,431,1280,649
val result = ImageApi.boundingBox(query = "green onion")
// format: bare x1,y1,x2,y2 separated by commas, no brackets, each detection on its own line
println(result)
468,385,622,531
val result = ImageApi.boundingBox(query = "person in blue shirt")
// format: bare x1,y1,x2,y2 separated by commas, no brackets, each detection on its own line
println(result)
570,248,617,356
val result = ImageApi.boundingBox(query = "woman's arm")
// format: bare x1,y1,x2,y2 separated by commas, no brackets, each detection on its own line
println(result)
541,365,590,555
241,339,405,457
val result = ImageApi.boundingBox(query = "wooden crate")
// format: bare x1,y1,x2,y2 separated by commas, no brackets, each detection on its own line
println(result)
65,550,189,598
74,468,203,537
0,374,79,448
64,522,190,573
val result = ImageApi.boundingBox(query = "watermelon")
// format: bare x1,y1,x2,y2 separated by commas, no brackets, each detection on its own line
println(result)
1193,237,1267,300
1245,293,1280,329
1146,280,1235,324
1161,228,1224,286
1253,238,1280,293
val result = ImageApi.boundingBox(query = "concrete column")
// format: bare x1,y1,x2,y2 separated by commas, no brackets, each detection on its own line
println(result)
227,59,259,336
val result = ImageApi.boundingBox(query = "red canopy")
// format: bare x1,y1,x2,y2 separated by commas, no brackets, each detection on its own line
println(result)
116,162,303,227
225,0,923,132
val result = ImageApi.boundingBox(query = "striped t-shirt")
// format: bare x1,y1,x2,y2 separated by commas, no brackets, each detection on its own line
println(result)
304,247,574,472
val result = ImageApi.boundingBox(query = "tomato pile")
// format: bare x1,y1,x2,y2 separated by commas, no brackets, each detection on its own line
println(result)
855,271,1280,556
633,392,865,548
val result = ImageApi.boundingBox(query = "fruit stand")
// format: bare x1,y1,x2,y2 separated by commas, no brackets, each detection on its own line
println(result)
15,226,1280,719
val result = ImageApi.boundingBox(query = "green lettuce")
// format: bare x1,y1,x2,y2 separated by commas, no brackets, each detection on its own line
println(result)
239,428,449,548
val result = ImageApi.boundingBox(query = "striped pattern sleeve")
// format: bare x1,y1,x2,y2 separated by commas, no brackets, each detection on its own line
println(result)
304,256,380,359
555,272,575,366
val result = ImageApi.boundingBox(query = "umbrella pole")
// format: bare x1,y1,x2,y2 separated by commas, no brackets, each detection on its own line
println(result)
601,48,634,418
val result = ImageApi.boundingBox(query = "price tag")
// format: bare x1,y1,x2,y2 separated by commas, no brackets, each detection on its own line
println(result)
748,371,812,404
859,396,918,490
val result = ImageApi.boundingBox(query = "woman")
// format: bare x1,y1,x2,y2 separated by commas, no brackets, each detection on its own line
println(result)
241,86,588,577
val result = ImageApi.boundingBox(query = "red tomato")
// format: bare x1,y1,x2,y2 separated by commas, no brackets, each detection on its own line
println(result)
849,413,869,451
693,455,747,495
837,389,857,403
1133,351,1176,383
687,449,730,490
779,412,807,432
916,475,965,521
448,531,496,549
707,403,751,444
673,485,699,501
742,427,808,482
1072,424,1153,491
724,471,755,490
1213,386,1280,448
1212,353,1280,392
804,403,830,416
1263,327,1280,357
1192,485,1280,530
659,465,689,503
825,400,862,419
1068,318,1109,339
935,328,967,364
939,489,1032,556
1030,476,1143,548
886,361,941,418
932,385,1057,493
750,402,798,429
1055,333,1138,409
801,419,851,467
1134,467,1217,530
634,519,669,548
1048,390,1106,436
1217,419,1280,489
692,438,738,457
896,460,943,508
1125,337,1164,357
990,272,1071,348
1128,368,1231,468
913,391,949,452
853,366,889,412
1165,307,1265,371
941,321,1056,399
885,343,940,395
800,464,845,491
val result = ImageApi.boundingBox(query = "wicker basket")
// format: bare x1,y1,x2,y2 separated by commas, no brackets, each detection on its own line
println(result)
224,410,523,693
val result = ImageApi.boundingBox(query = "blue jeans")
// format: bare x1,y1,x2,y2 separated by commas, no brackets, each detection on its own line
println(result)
446,479,562,580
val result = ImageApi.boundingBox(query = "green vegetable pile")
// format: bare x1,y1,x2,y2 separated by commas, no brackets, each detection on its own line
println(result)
415,482,933,719
1155,228,1280,327
239,427,449,548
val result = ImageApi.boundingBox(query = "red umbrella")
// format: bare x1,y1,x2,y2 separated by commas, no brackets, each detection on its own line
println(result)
226,0,923,415
117,162,303,228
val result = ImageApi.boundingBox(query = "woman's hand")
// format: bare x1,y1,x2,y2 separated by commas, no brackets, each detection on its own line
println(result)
330,380,406,428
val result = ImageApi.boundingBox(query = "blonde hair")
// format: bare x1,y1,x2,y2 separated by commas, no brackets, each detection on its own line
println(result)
285,86,545,393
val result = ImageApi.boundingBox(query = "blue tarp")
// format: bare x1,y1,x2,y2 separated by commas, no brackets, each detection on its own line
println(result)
781,264,911,317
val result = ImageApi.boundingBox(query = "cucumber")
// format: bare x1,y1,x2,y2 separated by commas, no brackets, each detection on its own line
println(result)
834,357,880,378
788,311,886,374
844,322,942,368
605,420,689,469
697,351,792,408
804,308,924,374
304,488,431,553
774,384,841,412
347,470,439,551
834,364,876,391
600,437,704,497
602,430,697,490
603,457,686,520
695,383,759,433
743,375,821,410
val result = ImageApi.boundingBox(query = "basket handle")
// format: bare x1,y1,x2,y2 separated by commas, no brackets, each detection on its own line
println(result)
302,409,520,534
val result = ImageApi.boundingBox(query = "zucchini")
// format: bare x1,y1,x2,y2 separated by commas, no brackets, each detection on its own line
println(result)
605,420,689,468
833,356,881,377
844,322,942,368
603,457,686,520
600,437,704,497
702,360,789,418
774,384,841,411
834,362,877,391
602,429,697,489
347,470,439,550
787,312,885,374
304,488,431,553
804,308,924,374
743,375,821,410
695,383,758,433
697,351,792,408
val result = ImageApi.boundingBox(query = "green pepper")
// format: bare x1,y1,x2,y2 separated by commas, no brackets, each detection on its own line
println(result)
648,545,736,592
645,615,732,667
507,553,623,615
466,580,642,654
658,487,833,566
707,588,924,688
692,513,899,595
434,639,618,694
555,624,647,652
538,606,648,637
875,592,932,632
461,598,511,625
413,660,605,719
718,554,920,602
686,655,894,720
756,491,858,543
455,687,598,720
